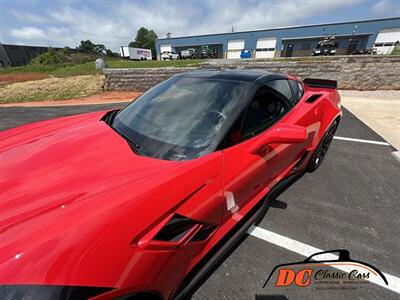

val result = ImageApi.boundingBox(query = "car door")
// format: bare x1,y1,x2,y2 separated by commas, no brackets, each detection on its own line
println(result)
221,79,310,219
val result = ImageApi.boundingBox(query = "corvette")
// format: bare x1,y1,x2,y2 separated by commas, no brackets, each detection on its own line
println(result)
0,70,341,299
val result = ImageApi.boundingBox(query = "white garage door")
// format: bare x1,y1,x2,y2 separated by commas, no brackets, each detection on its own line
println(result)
255,37,276,58
374,28,400,54
227,39,245,59
228,39,245,50
160,44,172,53
227,51,242,59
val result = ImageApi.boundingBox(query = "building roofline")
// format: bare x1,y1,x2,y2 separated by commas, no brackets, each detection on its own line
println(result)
281,33,373,41
0,43,65,49
157,16,400,41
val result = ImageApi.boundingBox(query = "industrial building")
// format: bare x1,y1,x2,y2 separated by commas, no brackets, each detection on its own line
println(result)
155,17,400,59
0,43,63,67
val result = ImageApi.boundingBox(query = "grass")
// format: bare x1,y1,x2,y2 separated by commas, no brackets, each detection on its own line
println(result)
0,59,203,78
0,58,205,103
49,59,203,77
49,62,102,77
0,75,103,103
0,64,59,75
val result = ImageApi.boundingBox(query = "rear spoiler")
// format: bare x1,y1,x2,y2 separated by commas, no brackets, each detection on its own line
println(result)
303,78,337,89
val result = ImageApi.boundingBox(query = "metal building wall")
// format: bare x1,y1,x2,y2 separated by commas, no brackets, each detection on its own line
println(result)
2,44,50,66
156,17,400,57
0,43,12,67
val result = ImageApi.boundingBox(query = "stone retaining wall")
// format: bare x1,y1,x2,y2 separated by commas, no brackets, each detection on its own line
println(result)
103,67,198,92
104,56,400,91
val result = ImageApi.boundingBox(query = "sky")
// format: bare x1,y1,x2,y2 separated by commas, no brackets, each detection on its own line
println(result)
0,0,399,51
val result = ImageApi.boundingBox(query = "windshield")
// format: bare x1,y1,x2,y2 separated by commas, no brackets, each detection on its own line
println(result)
112,76,252,160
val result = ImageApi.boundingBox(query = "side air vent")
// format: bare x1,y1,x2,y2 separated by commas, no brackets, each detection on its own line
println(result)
305,94,322,103
153,215,198,242
191,224,217,242
135,214,217,250
153,214,216,243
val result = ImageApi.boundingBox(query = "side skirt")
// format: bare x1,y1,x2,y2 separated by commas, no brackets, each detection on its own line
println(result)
173,171,305,300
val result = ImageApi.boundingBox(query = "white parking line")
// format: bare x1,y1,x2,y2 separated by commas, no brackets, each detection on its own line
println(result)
333,136,390,146
248,226,400,295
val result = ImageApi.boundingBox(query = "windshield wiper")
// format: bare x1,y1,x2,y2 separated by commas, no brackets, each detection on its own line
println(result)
118,131,143,155
102,110,144,155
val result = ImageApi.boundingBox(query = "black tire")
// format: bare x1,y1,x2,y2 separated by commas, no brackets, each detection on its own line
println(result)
306,120,338,172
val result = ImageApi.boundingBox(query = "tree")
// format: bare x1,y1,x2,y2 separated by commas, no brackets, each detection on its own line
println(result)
95,44,106,55
106,49,119,57
78,40,107,55
129,27,158,56
128,41,141,48
78,40,96,53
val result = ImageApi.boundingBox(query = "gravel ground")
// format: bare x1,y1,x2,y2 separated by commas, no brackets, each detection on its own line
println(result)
0,75,104,103
339,90,400,99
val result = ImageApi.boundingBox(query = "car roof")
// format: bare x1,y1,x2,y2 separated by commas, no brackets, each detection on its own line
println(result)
175,69,288,83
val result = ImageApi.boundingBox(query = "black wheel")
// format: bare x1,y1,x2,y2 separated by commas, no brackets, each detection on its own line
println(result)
306,120,338,172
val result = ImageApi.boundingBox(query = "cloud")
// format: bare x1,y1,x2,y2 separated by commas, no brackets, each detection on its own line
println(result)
8,26,73,47
8,9,47,23
3,0,363,51
370,0,400,16
9,27,47,41
46,6,133,48
188,0,362,35
112,0,362,39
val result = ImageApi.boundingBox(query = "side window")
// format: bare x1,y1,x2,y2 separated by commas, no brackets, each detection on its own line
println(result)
239,83,290,140
288,80,304,104
267,80,293,104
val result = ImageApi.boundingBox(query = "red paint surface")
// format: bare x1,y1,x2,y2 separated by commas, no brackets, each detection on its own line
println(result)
0,79,341,299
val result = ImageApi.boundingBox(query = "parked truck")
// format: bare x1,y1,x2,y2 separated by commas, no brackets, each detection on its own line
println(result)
180,48,198,59
120,46,152,60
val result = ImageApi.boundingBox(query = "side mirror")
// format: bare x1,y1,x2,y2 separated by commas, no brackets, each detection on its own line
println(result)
250,124,308,155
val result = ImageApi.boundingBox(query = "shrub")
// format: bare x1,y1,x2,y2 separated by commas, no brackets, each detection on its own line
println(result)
30,49,98,66
391,43,400,55
63,47,71,56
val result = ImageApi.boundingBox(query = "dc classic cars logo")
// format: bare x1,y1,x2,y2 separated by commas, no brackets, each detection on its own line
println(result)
263,250,388,290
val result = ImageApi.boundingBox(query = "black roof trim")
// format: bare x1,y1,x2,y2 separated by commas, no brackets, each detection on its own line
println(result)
255,73,288,84
174,69,288,83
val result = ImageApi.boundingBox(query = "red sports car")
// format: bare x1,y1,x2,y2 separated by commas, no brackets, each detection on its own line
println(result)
0,70,341,299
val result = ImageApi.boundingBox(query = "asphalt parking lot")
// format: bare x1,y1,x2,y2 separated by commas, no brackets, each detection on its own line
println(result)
1,104,399,299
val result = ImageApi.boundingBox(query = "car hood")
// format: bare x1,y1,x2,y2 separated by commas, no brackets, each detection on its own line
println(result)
0,111,179,233
0,111,222,288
